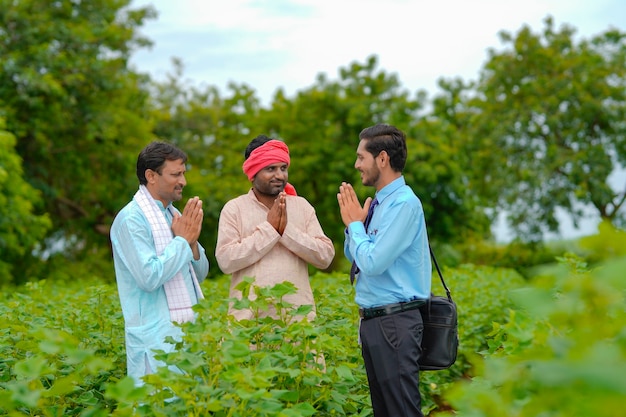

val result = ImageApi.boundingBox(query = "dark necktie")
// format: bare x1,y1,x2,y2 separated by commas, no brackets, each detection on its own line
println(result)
350,197,379,285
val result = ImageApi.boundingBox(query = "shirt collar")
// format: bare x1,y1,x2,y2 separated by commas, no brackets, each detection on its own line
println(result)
154,199,175,220
375,176,405,204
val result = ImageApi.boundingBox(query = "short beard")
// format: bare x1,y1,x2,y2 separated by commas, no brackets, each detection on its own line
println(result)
255,181,285,196
362,170,379,187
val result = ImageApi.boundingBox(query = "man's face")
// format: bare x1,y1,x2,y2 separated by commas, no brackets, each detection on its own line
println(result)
147,158,187,206
355,140,380,187
252,162,288,196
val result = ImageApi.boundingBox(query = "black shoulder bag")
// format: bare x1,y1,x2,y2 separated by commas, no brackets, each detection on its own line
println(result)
418,246,459,370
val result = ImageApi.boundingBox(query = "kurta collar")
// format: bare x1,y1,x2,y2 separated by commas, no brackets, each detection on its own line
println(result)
247,188,269,210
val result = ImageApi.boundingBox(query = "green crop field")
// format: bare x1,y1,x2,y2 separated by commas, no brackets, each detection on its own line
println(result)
1,255,625,416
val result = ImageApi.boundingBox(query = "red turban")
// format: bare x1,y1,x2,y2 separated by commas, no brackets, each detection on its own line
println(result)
242,140,297,195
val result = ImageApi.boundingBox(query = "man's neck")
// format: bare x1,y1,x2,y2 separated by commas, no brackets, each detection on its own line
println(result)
145,185,170,208
252,188,275,209
375,172,402,192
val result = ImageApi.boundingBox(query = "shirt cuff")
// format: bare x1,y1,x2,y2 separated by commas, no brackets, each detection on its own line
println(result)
347,221,366,235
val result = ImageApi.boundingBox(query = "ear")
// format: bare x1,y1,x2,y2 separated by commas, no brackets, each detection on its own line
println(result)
378,150,388,168
145,169,157,184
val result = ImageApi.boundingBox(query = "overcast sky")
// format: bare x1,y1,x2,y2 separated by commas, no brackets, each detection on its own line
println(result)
130,0,625,103
128,0,626,240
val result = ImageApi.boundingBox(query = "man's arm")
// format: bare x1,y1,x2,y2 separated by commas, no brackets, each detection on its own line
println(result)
171,197,210,280
279,199,335,269
347,199,420,276
171,196,203,259
112,211,198,292
215,200,281,273
189,241,210,283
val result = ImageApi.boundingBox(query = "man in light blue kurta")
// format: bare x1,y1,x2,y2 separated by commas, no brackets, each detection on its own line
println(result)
110,141,209,385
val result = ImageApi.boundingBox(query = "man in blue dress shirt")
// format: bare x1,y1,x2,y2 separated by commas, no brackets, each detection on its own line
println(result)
337,124,431,417
110,141,209,386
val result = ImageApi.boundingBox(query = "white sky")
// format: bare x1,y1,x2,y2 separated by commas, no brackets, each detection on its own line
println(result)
128,0,626,240
130,0,625,104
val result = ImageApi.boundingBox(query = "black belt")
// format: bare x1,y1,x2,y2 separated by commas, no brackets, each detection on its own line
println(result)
359,299,426,320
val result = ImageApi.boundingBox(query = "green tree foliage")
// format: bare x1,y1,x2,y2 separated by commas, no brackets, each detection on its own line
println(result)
406,100,492,245
577,219,626,263
5,1,623,286
0,122,51,285
463,16,626,241
0,0,156,265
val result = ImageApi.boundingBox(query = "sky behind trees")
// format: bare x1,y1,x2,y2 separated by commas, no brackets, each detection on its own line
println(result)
131,0,625,104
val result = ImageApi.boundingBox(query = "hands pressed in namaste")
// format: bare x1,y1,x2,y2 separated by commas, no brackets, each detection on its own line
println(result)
337,182,372,227
267,191,287,235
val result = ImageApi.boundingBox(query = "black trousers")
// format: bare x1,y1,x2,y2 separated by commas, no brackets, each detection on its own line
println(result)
360,308,424,417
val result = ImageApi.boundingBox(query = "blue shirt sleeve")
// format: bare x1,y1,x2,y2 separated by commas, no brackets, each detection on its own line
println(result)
347,199,419,276
112,208,201,293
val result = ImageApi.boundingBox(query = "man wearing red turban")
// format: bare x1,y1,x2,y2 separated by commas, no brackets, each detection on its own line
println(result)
215,135,335,322
242,139,297,196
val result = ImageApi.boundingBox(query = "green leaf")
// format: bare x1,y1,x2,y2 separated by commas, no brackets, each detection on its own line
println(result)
104,376,151,403
280,402,317,416
14,356,54,379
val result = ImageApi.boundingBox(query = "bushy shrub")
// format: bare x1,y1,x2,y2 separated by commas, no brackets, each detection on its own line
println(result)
458,237,582,278
0,280,125,415
577,220,626,264
445,253,626,417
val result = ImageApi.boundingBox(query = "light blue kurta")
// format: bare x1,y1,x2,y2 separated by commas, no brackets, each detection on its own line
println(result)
110,198,209,384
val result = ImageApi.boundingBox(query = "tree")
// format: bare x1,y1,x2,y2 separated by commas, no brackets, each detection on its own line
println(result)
406,80,493,245
466,17,626,241
0,121,51,284
0,0,156,266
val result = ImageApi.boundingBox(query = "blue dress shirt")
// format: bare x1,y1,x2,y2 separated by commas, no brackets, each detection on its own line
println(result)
344,176,431,308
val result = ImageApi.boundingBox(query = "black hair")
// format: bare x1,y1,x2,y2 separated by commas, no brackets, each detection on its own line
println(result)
244,134,273,160
136,141,188,185
359,124,407,172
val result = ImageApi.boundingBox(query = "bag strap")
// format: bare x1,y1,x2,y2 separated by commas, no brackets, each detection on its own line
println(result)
429,244,452,301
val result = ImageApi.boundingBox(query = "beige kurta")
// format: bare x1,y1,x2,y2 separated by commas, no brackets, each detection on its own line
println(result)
215,189,335,320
